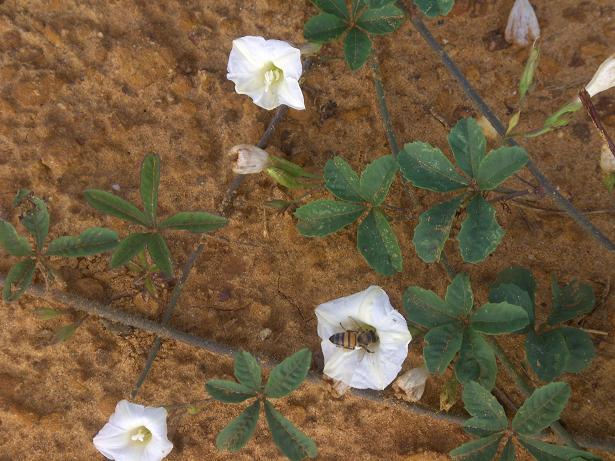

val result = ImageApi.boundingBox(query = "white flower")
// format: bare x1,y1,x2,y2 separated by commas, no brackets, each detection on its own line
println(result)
393,366,429,402
228,144,271,174
585,54,615,98
227,36,305,111
93,400,173,461
505,0,540,47
315,286,412,390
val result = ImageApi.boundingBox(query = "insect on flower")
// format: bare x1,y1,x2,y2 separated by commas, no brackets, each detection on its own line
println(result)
329,317,379,353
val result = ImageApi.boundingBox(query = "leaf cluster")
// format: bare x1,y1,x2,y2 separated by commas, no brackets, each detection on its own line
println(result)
451,381,600,461
399,117,529,264
206,349,317,461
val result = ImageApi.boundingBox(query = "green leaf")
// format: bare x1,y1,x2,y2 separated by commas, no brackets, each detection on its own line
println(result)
344,27,372,71
323,157,363,202
266,167,307,189
403,286,458,328
367,0,398,7
234,351,262,391
84,189,149,226
35,308,63,320
499,439,515,461
493,266,536,304
311,0,350,19
0,220,32,256
414,0,455,18
351,0,368,17
398,142,469,192
265,400,318,461
518,436,600,461
424,322,464,374
356,3,404,35
206,380,257,403
445,273,474,317
461,381,508,436
455,330,497,390
512,382,571,435
3,258,36,302
458,195,504,264
413,195,463,263
12,188,31,207
21,197,49,250
449,433,503,461
270,156,318,179
519,43,540,101
146,233,173,277
159,211,228,233
448,118,486,178
488,283,534,331
140,153,160,226
295,200,365,237
525,330,569,382
470,302,529,335
264,348,311,398
560,327,595,373
356,208,402,276
359,155,398,205
549,278,595,325
51,323,78,344
110,233,150,268
304,13,348,43
216,400,260,452
46,227,119,257
476,147,529,191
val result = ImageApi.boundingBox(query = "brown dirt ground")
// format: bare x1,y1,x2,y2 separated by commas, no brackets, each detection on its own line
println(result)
0,0,615,459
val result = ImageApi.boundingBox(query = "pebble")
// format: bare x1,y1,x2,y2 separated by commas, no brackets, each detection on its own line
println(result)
258,328,272,341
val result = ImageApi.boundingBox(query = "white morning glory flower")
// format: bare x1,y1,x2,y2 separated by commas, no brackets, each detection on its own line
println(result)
227,36,305,111
585,54,615,98
504,0,540,47
93,400,173,461
315,286,412,390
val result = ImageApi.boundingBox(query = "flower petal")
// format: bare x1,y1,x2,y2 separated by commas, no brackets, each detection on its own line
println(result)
144,437,174,461
322,340,363,384
228,36,267,74
267,39,302,80
277,79,305,110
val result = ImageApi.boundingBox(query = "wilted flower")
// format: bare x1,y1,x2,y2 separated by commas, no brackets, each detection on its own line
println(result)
93,400,173,461
393,366,429,402
228,144,271,174
227,36,305,111
316,286,412,390
505,0,540,46
585,54,615,98
600,142,615,174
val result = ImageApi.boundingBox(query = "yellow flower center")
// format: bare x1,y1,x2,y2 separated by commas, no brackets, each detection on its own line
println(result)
263,64,283,93
130,426,152,444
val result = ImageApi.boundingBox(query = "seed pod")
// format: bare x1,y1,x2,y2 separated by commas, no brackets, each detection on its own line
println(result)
228,144,271,174
600,142,615,174
392,366,429,402
505,0,540,47
585,54,615,98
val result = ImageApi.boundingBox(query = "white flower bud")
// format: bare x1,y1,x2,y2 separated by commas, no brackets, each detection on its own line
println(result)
585,54,615,98
600,142,615,174
392,366,429,402
229,144,271,174
505,0,540,47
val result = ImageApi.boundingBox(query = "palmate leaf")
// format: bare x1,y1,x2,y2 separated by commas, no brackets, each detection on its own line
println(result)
110,233,150,268
359,155,398,205
525,330,569,382
216,400,260,452
84,189,149,226
414,0,455,18
413,195,463,263
21,197,49,250
367,0,398,7
351,0,368,17
549,278,595,325
295,200,366,237
403,286,459,328
265,400,318,461
324,156,363,202
159,211,228,233
455,329,497,390
476,146,528,191
424,322,464,374
0,220,32,256
489,284,534,332
146,233,173,277
356,3,405,35
518,435,600,461
234,351,262,391
311,0,350,19
512,382,570,435
356,208,402,276
206,380,257,403
344,27,372,71
46,227,119,257
493,266,537,303
470,302,529,335
499,439,515,461
560,327,595,373
3,258,36,302
449,433,503,461
140,153,160,227
444,273,474,317
304,13,349,43
461,381,508,436
458,195,504,264
398,142,469,192
264,348,311,398
448,118,486,178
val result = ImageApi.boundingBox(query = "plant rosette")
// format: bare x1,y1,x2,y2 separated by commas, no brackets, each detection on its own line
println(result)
93,400,173,461
227,36,305,110
315,285,411,390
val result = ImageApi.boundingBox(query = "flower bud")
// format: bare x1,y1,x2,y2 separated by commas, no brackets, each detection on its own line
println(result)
600,142,615,174
585,54,615,98
229,144,271,174
392,366,429,402
505,0,540,47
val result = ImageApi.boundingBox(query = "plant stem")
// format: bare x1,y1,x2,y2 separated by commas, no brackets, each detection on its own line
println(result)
579,89,615,160
405,8,615,253
370,55,400,157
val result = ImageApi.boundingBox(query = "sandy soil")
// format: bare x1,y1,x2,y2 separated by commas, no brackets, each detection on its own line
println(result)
0,0,614,459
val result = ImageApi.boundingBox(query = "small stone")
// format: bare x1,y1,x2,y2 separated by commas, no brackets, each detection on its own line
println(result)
258,328,272,341
111,184,121,191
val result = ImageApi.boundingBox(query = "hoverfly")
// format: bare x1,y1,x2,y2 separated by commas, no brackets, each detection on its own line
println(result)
329,317,379,353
